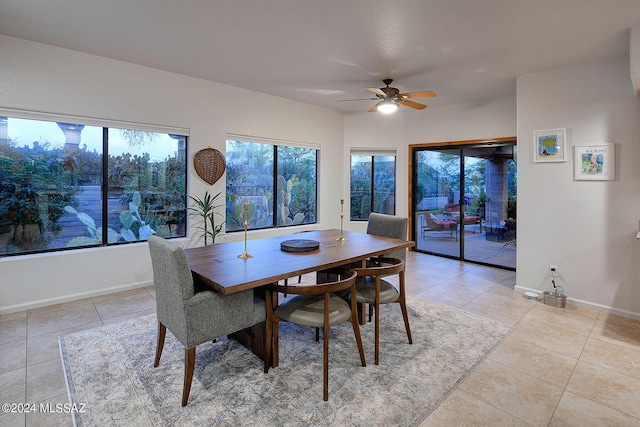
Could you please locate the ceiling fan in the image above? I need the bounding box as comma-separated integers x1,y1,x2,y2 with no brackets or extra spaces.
339,79,436,113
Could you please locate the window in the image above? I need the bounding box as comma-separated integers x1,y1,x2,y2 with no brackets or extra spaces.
350,151,396,220
225,138,317,231
0,114,187,257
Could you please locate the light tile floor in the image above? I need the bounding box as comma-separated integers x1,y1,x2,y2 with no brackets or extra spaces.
1,251,639,426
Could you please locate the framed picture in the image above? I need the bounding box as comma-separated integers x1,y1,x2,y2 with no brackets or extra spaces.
574,143,615,181
533,128,566,162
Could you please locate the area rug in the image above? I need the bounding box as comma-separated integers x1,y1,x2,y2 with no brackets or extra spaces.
59,295,510,426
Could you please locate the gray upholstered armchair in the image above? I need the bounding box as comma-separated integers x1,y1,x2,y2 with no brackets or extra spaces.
148,235,266,406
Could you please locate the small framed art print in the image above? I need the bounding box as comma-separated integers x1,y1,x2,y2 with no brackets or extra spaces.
533,128,566,162
574,144,615,181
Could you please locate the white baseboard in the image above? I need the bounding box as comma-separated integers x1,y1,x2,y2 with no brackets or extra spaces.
514,285,640,321
0,280,154,315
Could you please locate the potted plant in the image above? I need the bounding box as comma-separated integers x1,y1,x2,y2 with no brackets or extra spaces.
188,190,224,246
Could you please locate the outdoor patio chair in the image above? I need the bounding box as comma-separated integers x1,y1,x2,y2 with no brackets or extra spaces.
422,211,458,241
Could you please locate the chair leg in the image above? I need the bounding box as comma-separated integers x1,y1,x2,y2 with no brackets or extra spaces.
315,327,320,342
374,277,381,365
399,273,413,345
154,321,166,368
182,347,195,406
323,326,329,401
399,299,413,344
374,299,381,365
323,293,330,401
350,302,366,368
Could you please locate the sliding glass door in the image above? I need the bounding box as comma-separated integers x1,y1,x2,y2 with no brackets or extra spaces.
414,148,461,258
412,142,516,270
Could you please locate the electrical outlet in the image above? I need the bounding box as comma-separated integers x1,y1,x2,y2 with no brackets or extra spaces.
549,265,558,277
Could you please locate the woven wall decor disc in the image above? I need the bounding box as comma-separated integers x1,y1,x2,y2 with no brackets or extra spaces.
194,148,226,185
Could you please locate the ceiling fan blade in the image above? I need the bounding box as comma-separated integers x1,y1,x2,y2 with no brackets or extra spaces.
400,90,436,99
368,104,379,112
400,100,427,110
338,97,378,102
367,87,386,96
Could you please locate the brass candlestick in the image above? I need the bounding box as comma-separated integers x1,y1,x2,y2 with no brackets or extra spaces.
337,198,347,242
238,202,253,259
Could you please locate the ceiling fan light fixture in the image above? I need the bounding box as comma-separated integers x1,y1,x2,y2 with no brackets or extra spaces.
377,100,398,113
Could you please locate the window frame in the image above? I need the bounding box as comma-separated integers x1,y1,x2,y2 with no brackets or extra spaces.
225,136,319,232
350,150,397,221
0,108,188,257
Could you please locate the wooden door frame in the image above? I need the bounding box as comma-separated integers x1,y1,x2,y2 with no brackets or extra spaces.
407,136,517,249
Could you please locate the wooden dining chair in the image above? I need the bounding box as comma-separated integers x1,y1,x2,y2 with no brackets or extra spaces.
148,235,266,406
360,213,412,325
263,270,366,401
351,257,412,365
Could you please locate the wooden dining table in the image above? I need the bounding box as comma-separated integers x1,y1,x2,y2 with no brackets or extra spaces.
183,228,415,365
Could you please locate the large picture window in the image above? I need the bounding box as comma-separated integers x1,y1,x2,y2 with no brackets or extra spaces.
350,151,396,220
0,114,187,257
225,138,317,231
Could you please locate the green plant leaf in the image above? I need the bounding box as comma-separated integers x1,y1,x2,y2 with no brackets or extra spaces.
248,202,257,221
138,224,155,239
106,227,121,243
120,211,134,229
86,226,97,239
188,190,224,246
77,212,96,230
128,201,141,222
132,191,142,206
120,228,136,241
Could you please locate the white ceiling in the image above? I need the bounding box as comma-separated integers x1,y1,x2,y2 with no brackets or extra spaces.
1,0,640,113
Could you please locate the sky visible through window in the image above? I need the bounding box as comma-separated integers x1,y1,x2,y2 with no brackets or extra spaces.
5,117,176,160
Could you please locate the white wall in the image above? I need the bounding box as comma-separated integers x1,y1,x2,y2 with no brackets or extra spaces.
516,56,640,318
0,35,344,313
343,112,406,233
4,35,639,319
343,94,516,233
403,94,517,144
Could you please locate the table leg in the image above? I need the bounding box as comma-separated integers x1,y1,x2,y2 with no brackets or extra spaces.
271,291,279,367
229,322,267,361
228,289,279,368
356,302,366,325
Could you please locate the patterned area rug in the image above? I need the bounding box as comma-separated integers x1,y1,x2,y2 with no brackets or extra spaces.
59,295,510,426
